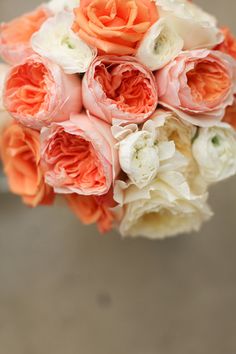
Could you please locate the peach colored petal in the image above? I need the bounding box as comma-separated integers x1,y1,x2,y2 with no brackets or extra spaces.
83,55,158,125
0,7,50,65
73,0,159,55
41,112,120,195
0,122,54,207
4,55,82,130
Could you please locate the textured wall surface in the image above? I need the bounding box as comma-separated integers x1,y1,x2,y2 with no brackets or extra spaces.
0,1,236,353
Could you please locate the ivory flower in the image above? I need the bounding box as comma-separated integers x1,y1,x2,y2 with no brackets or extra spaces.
192,124,236,184
115,161,212,239
47,0,80,13
155,0,223,49
136,18,183,70
31,11,96,74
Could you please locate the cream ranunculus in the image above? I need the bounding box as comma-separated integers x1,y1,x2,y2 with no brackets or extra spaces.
192,124,236,184
114,117,175,189
0,63,12,132
31,11,97,74
155,0,223,50
113,111,212,239
115,164,212,239
136,18,184,70
47,0,79,13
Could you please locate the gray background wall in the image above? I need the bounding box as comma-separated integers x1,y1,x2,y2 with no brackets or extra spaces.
0,1,236,353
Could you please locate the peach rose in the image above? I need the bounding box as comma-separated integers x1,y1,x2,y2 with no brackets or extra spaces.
156,49,236,127
215,27,236,60
72,0,159,55
4,55,82,130
0,7,50,65
41,112,120,195
83,56,158,125
0,122,54,207
66,189,117,233
223,98,236,130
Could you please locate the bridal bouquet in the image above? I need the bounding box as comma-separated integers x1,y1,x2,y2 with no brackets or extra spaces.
0,0,236,239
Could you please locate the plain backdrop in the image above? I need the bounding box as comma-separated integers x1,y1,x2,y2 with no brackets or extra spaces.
0,1,236,354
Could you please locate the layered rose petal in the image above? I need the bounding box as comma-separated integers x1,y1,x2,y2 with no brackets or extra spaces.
41,112,120,195
0,7,50,65
66,188,117,233
0,122,54,207
83,56,158,125
155,50,236,127
4,55,82,130
72,0,159,55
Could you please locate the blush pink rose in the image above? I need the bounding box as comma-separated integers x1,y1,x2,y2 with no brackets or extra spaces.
155,49,236,127
82,56,158,125
0,7,50,65
4,55,82,130
41,112,120,195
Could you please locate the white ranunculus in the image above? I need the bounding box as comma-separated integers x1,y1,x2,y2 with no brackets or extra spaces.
192,124,236,184
136,18,183,70
47,0,79,13
155,0,223,49
116,169,212,239
113,111,212,239
31,11,97,74
117,117,176,189
0,63,12,132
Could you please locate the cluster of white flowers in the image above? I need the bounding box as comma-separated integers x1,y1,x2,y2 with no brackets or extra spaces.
113,110,236,239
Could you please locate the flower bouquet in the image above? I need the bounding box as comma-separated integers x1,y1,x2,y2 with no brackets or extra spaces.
0,0,236,239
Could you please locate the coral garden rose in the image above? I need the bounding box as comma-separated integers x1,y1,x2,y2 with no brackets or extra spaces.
0,122,54,207
41,112,120,195
4,55,82,130
0,7,50,65
156,49,236,127
72,0,159,55
83,56,158,124
66,189,117,233
223,99,236,129
215,27,236,60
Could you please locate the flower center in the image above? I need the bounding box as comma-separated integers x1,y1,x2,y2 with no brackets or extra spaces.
187,60,231,105
95,63,155,114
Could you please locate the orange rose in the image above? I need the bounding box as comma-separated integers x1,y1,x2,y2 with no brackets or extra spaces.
0,122,54,207
223,99,236,129
66,189,117,233
0,7,50,65
215,27,236,60
72,0,159,55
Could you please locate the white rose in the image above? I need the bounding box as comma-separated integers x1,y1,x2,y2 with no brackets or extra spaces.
136,18,183,70
47,0,79,13
31,11,97,74
192,124,236,184
155,0,223,49
117,169,212,239
0,63,12,132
